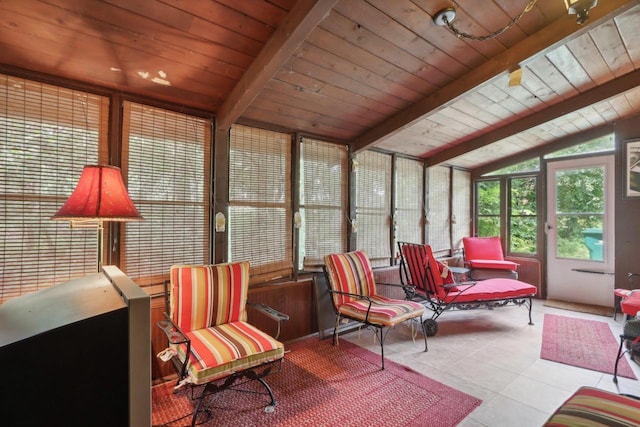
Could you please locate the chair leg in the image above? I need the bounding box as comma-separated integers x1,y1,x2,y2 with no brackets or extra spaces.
256,377,277,408
614,335,626,384
378,326,385,370
421,316,428,352
527,297,534,326
614,295,622,321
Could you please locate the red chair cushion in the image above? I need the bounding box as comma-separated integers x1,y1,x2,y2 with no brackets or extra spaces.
463,236,505,261
441,278,536,303
466,259,519,271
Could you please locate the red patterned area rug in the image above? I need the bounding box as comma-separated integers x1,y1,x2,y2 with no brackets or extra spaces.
541,314,637,379
153,337,482,426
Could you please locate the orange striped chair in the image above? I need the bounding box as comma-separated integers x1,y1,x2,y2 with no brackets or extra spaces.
157,262,286,426
323,251,427,369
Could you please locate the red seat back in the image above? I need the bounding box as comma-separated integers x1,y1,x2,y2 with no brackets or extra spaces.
463,236,505,261
399,242,445,298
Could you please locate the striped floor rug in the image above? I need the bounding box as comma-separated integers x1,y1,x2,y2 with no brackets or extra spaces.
153,337,482,426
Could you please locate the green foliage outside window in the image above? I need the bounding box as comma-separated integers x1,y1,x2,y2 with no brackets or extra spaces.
510,176,537,254
555,167,604,260
476,180,500,237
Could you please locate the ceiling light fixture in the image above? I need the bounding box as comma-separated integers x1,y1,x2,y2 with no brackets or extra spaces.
564,0,598,25
433,0,538,41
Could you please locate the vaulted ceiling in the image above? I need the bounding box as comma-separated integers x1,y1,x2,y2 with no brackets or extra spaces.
1,0,639,170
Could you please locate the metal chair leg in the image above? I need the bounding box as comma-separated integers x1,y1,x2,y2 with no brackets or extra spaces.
614,335,626,384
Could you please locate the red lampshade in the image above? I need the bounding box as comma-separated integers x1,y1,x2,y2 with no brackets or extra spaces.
52,165,143,222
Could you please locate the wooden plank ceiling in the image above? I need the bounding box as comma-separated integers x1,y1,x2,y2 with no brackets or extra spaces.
1,0,639,171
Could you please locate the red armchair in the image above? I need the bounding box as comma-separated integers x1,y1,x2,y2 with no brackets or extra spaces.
462,236,519,280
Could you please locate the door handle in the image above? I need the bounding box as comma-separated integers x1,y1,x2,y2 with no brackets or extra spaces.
545,222,553,233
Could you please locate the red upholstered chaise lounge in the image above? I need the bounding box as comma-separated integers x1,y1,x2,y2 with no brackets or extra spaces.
398,242,537,336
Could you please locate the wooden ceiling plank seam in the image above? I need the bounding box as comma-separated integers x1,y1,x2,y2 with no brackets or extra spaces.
519,64,565,105
614,6,640,69
338,0,470,78
214,0,292,27
305,26,439,92
351,0,638,154
46,0,262,56
99,0,195,32
9,0,253,77
395,0,488,68
158,0,280,42
566,32,615,86
476,83,531,117
438,104,492,132
284,54,411,110
588,18,635,78
216,0,340,130
545,44,596,93
294,41,429,102
425,67,640,166
525,55,579,101
449,98,503,127
256,87,385,132
319,8,454,85
266,75,393,122
0,34,224,110
444,0,520,51
251,100,364,135
264,79,384,129
609,92,634,116
242,104,353,140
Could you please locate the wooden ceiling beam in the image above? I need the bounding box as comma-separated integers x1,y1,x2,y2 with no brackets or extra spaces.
215,0,338,130
426,68,640,167
350,0,637,154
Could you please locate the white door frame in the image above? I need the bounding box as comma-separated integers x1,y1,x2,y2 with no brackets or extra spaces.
546,155,615,307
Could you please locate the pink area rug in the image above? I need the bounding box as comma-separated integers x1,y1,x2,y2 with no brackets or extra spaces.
541,314,636,379
153,337,482,426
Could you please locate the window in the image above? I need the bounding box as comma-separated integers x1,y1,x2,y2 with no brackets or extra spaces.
545,134,614,159
555,166,604,260
426,166,451,255
229,125,292,283
0,73,107,302
485,158,539,175
122,102,211,287
355,151,392,267
476,179,501,237
299,137,348,269
452,169,471,251
395,157,424,251
509,176,537,254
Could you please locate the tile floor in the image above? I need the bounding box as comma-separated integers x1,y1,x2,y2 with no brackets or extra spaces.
340,299,640,427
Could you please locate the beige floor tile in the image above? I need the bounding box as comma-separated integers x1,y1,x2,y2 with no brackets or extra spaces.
339,299,640,425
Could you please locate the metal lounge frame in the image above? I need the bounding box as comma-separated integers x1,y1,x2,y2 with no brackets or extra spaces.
398,242,535,337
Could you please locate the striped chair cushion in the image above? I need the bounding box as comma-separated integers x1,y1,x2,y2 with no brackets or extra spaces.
325,251,425,327
544,386,640,426
170,262,249,332
339,295,425,327
324,251,377,307
173,321,285,385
